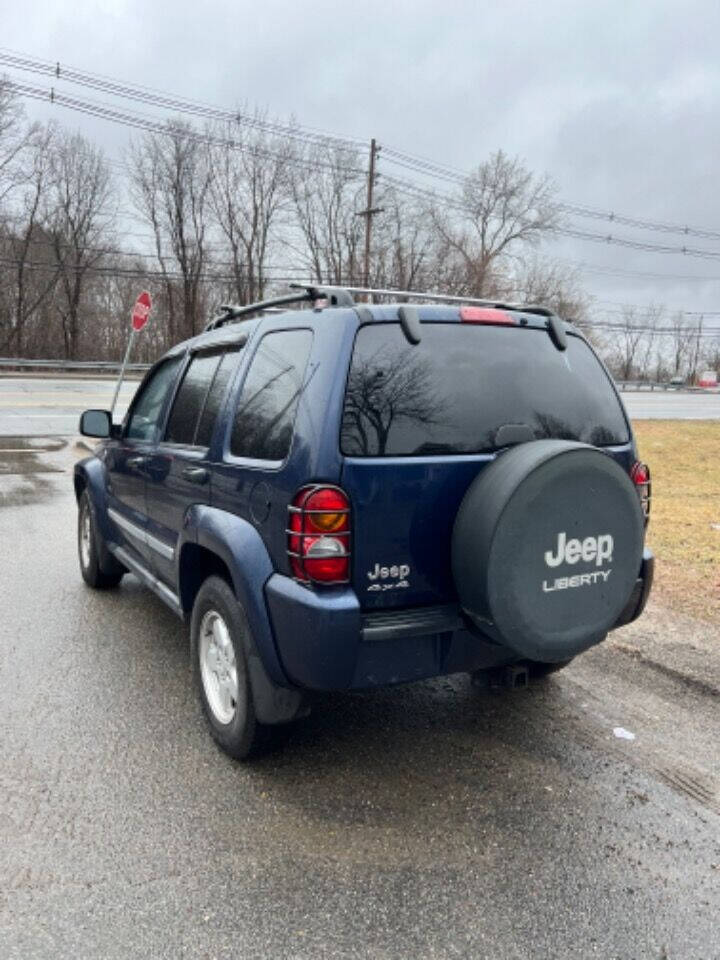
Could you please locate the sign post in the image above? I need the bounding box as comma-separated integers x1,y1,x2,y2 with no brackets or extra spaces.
111,291,152,416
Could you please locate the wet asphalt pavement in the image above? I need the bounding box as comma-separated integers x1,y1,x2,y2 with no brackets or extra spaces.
1,441,719,960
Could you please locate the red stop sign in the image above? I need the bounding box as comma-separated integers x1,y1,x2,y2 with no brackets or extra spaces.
131,291,152,332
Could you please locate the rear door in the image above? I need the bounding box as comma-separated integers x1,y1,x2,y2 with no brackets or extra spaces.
340,321,632,610
144,347,242,587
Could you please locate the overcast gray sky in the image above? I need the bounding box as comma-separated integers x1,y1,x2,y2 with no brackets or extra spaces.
3,0,720,326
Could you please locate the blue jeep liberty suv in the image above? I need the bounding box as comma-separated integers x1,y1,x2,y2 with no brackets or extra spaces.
75,285,654,759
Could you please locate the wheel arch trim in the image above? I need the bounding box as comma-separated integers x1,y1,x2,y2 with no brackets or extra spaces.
180,505,290,689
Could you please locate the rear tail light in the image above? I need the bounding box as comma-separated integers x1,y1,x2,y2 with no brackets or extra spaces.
631,461,651,523
460,306,516,325
288,485,351,584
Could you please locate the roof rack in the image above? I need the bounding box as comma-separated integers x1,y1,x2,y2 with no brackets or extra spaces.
319,284,555,317
203,282,557,333
204,284,355,331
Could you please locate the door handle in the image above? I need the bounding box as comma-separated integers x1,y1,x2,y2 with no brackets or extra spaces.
182,466,209,485
126,456,146,469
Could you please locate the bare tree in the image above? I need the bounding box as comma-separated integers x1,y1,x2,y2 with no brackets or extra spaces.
207,113,292,304
611,307,649,381
510,255,590,323
1,123,60,354
701,335,720,376
289,142,365,284
632,305,663,380
432,150,560,297
0,78,37,207
369,188,438,291
48,129,115,358
129,120,211,344
687,316,704,384
667,312,693,378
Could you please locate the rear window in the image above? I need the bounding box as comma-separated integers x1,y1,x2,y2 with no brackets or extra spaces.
341,323,629,457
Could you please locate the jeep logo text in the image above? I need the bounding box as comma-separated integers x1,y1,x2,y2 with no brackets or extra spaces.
544,531,614,568
367,563,410,581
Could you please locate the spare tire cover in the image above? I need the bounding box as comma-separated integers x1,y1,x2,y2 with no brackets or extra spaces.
452,440,644,662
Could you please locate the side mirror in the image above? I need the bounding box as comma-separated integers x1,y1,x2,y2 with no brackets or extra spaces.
80,409,113,438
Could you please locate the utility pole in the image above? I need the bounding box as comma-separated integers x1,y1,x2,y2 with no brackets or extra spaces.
357,138,383,296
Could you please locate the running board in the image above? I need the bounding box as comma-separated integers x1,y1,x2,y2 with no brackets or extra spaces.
109,543,183,618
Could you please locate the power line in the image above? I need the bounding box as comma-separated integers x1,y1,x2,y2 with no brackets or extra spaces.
0,49,366,152
381,148,720,244
555,257,720,284
383,175,720,262
4,47,720,246
6,80,367,177
592,298,720,316
0,254,316,283
8,68,720,266
5,50,720,324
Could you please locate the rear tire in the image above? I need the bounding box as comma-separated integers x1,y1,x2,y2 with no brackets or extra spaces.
190,576,269,760
78,490,124,589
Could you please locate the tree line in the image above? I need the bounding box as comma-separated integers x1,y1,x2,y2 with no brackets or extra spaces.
1,76,717,380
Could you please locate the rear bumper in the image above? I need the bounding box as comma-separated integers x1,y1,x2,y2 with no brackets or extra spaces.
265,548,655,692
612,547,654,629
264,575,515,691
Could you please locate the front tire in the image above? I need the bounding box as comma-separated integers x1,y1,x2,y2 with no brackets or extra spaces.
78,490,124,589
190,576,268,760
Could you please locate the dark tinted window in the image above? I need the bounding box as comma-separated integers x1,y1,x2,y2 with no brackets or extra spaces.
126,356,183,441
165,352,222,445
341,323,629,457
230,330,313,461
195,351,239,447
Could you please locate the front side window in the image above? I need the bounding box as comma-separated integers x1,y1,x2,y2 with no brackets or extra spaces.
126,356,183,441
230,330,313,461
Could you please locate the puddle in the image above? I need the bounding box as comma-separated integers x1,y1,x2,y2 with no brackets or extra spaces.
0,473,57,508
0,437,67,452
0,457,63,475
0,436,69,505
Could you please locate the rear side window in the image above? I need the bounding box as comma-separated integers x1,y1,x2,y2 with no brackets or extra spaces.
166,352,222,445
341,323,629,457
165,349,240,447
230,329,313,461
195,351,239,447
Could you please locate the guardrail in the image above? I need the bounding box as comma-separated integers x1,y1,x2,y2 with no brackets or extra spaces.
1,359,716,393
616,380,714,393
0,357,150,372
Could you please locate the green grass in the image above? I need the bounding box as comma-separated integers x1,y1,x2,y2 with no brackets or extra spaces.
633,420,720,623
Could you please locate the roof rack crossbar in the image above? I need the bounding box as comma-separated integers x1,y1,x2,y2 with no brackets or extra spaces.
205,292,313,331
204,285,355,331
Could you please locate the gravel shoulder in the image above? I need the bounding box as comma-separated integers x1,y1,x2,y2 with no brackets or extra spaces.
609,598,720,697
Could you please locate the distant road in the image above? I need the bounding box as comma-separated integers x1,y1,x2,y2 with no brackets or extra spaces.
0,377,137,435
0,377,718,436
621,390,720,420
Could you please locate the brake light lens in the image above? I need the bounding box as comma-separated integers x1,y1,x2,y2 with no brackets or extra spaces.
631,461,651,523
460,306,516,325
288,485,350,584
